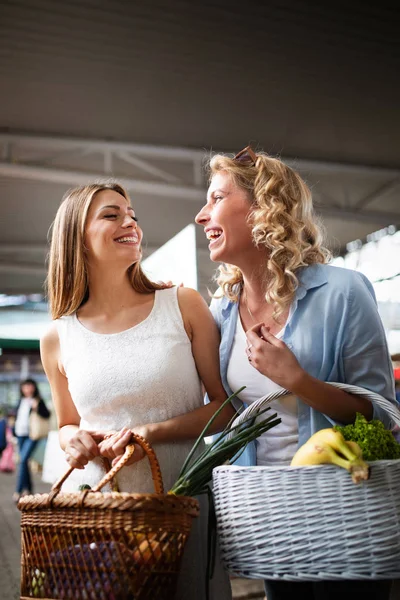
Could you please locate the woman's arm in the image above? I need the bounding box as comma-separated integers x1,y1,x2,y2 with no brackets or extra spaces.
340,273,396,426
246,323,373,424
40,324,103,468
245,271,397,425
142,287,236,444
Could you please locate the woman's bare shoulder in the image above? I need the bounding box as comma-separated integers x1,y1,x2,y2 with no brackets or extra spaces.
40,321,59,350
177,286,209,311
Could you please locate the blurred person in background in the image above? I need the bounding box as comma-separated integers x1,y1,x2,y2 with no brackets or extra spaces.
0,408,6,457
13,378,50,501
195,145,397,600
0,411,16,473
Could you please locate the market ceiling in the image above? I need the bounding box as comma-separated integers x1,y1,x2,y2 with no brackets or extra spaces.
0,0,399,295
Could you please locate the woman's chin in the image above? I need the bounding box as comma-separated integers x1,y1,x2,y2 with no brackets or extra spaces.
209,248,228,264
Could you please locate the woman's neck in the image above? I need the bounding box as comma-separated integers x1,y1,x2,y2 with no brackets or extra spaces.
234,248,270,300
241,265,270,304
83,267,143,315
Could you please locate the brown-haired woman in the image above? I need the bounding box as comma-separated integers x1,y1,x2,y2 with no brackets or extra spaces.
13,378,50,501
40,183,233,600
195,146,396,600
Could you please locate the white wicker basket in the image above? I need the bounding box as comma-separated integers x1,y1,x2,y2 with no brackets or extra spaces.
212,382,400,581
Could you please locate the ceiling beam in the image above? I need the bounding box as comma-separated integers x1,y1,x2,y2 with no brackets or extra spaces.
1,132,400,178
353,178,400,210
315,204,400,225
285,158,400,178
0,262,46,276
0,162,205,201
0,243,47,253
0,132,204,162
116,151,182,184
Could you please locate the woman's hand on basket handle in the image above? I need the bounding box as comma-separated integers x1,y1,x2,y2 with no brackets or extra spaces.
64,429,105,469
98,427,146,467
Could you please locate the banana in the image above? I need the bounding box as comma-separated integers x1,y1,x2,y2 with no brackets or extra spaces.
291,441,349,468
346,440,363,458
290,431,369,484
306,428,359,462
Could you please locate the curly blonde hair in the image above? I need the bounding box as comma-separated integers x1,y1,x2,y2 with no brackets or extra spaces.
208,150,331,318
46,182,163,320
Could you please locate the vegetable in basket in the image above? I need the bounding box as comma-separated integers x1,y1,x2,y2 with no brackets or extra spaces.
167,386,281,595
47,541,136,600
30,568,47,598
169,386,281,497
290,427,370,484
334,412,400,461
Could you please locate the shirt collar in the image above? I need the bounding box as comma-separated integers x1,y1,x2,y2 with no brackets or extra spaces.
295,264,328,301
219,264,328,319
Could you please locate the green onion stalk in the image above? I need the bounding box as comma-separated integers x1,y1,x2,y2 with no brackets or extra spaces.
169,387,281,496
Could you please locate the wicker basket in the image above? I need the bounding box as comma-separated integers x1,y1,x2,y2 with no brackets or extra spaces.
212,382,400,581
18,434,199,600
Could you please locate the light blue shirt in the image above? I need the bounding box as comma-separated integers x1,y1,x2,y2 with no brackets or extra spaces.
208,264,397,466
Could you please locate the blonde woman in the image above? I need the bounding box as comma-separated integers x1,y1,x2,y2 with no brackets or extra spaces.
40,183,233,600
195,146,396,600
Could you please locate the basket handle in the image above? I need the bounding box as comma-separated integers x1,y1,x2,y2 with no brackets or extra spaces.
52,432,164,495
225,381,400,441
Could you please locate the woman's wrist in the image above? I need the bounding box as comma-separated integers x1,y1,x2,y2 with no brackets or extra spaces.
131,422,159,445
59,424,79,450
285,368,312,395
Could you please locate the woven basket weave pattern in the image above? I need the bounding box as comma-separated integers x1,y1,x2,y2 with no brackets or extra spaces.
212,382,400,581
18,436,199,600
213,461,400,581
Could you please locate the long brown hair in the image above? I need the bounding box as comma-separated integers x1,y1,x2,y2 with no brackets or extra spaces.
46,182,163,319
207,150,331,317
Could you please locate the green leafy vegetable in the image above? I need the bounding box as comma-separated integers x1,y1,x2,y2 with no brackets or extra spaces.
334,413,400,461
169,388,281,496
78,484,92,491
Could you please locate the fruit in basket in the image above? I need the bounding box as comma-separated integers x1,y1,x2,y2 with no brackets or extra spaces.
30,568,47,598
307,428,361,458
290,428,370,483
334,412,400,461
48,541,135,600
132,535,163,566
346,440,363,458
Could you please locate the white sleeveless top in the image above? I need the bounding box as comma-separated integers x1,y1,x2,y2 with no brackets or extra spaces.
56,287,205,494
56,287,233,599
227,314,298,465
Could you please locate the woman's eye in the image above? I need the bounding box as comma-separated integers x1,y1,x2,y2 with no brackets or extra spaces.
103,214,138,221
214,196,223,202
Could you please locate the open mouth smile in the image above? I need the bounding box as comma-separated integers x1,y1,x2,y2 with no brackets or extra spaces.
206,228,223,246
114,235,140,244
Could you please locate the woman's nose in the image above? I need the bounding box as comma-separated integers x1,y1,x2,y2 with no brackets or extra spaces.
195,204,209,225
122,214,136,228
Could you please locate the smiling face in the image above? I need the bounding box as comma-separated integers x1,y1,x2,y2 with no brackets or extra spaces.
84,189,142,269
195,171,256,266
